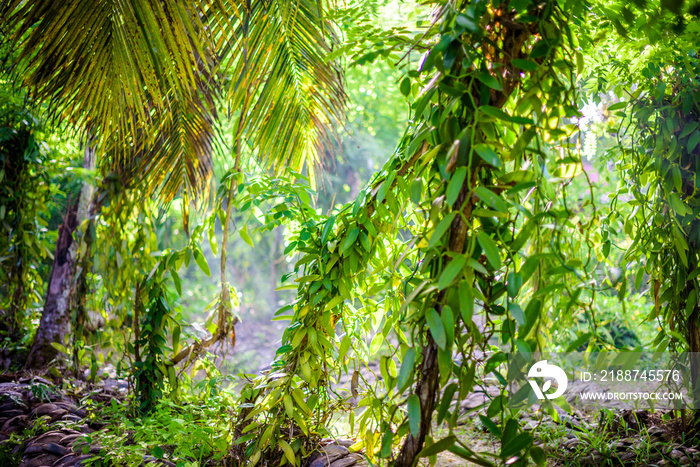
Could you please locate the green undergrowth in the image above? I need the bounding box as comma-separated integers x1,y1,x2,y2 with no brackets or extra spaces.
78,385,236,467
0,415,53,467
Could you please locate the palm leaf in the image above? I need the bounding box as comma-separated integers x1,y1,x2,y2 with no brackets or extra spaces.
1,0,216,143
1,0,346,200
0,0,225,206
108,87,219,209
224,0,346,187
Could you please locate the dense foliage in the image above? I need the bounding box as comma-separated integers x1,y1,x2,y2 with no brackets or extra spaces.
2,0,700,466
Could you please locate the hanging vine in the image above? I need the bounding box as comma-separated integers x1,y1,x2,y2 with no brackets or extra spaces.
231,0,597,466
588,1,700,416
0,92,54,342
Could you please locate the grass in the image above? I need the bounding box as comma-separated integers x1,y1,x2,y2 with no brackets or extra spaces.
77,390,236,467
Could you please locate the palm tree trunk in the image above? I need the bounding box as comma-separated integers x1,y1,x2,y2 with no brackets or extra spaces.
26,142,95,368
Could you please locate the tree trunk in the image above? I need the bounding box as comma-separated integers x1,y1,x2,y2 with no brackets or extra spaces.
392,4,540,463
689,309,700,418
26,142,95,369
393,176,474,466
687,269,700,427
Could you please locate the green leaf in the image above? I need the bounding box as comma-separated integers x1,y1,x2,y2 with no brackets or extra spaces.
566,333,591,352
576,51,584,75
455,13,477,32
193,247,210,277
511,219,534,251
680,122,698,139
417,436,456,458
170,269,182,296
672,166,682,192
480,106,534,125
436,383,458,424
379,427,394,458
50,342,69,354
506,272,523,298
438,347,452,382
479,415,502,436
410,179,423,205
321,216,336,244
686,289,697,317
511,59,538,71
407,394,421,437
475,71,502,91
438,255,466,290
240,225,255,247
500,432,532,458
428,212,457,248
208,223,218,256
519,298,542,337
689,130,700,152
529,40,551,59
510,128,536,160
448,445,496,467
283,394,294,418
441,305,455,348
520,254,543,284
413,86,437,117
474,186,507,212
446,167,467,206
426,308,447,349
458,282,474,323
508,303,526,326
340,227,360,254
278,439,296,466
669,193,690,216
477,232,501,269
530,446,547,467
607,102,627,111
400,77,411,96
486,395,505,417
397,348,417,391
635,267,645,290
474,144,502,168
370,333,383,354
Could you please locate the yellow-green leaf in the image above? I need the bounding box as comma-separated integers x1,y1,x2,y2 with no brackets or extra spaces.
278,439,296,466
240,225,255,247
193,247,210,276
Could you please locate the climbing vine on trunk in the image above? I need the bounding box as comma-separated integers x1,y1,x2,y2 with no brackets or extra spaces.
592,8,700,415
233,0,596,465
0,95,54,341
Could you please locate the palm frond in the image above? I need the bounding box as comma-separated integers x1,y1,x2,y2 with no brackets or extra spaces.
0,0,224,207
114,89,218,208
1,0,216,142
1,0,346,200
224,0,346,187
